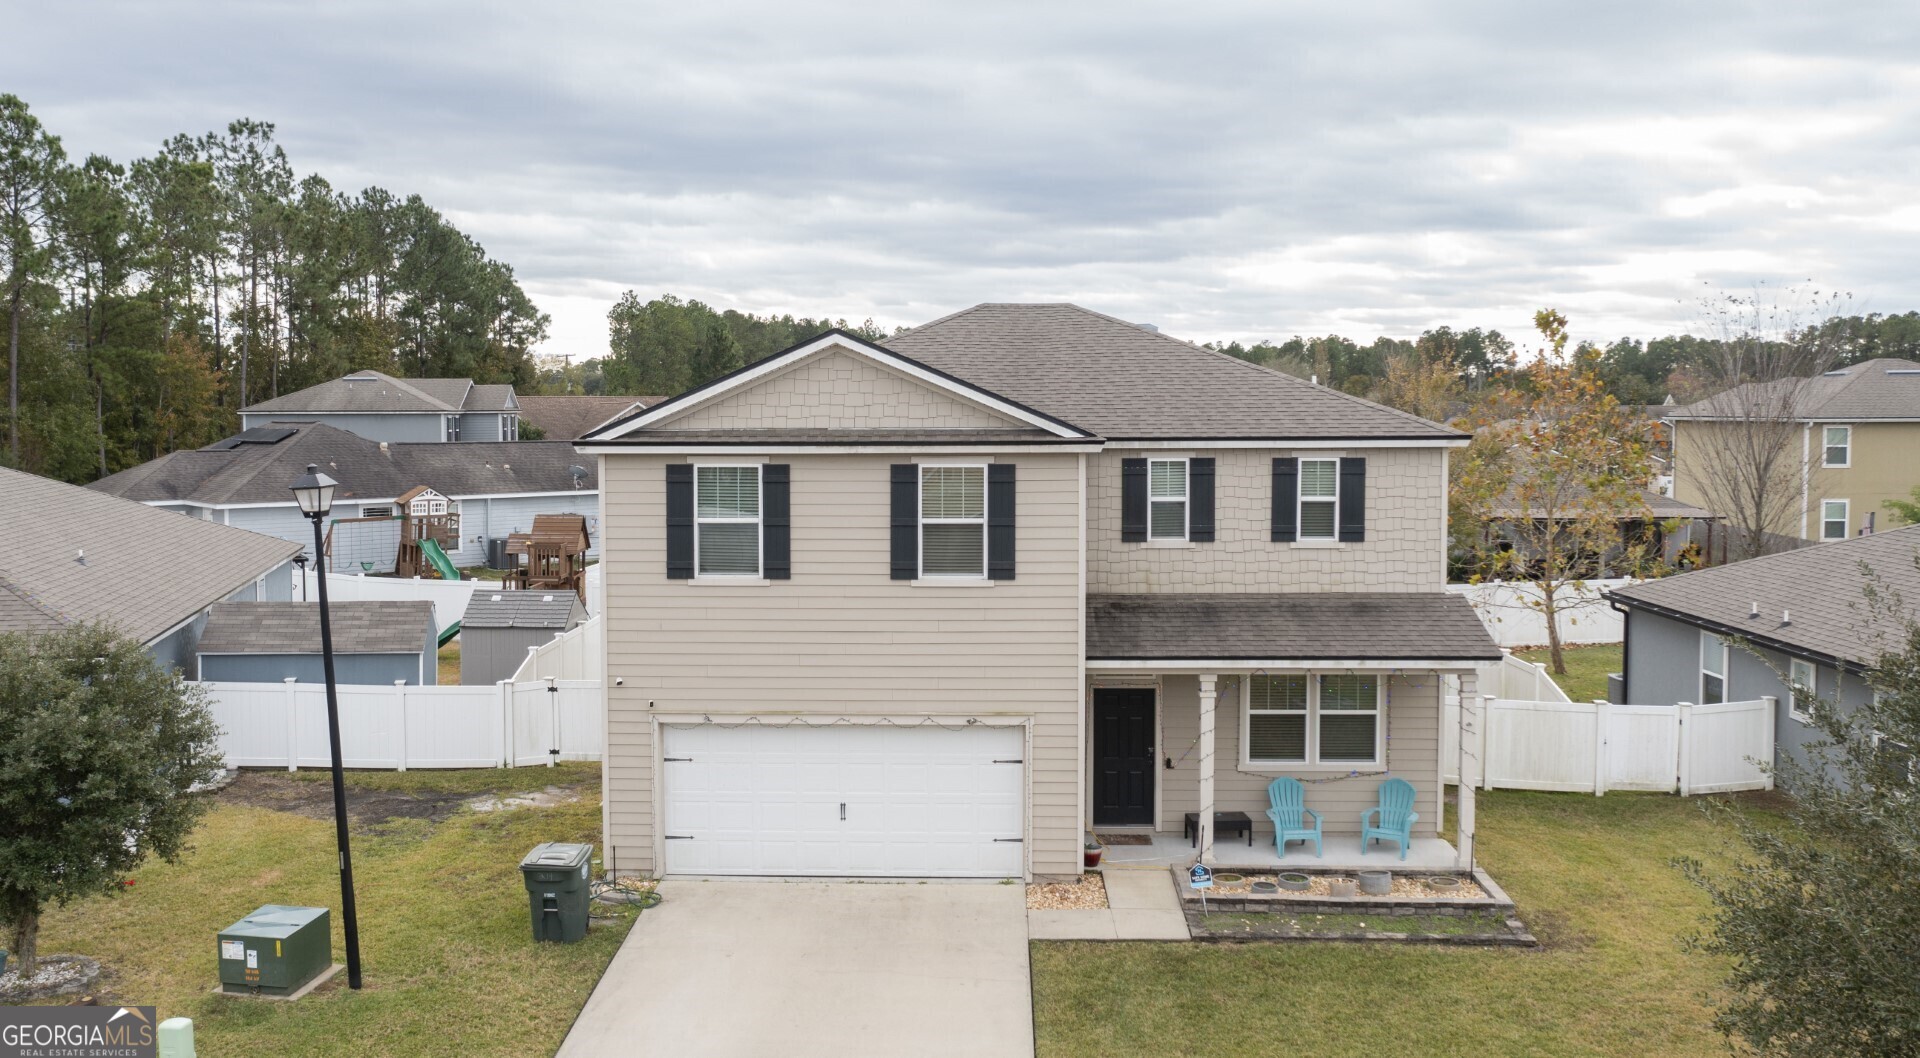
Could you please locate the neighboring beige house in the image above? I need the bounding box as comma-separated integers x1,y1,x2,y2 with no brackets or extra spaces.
1667,358,1920,544
578,304,1499,881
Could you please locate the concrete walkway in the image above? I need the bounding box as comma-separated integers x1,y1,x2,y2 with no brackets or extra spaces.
557,880,1033,1058
1027,869,1189,941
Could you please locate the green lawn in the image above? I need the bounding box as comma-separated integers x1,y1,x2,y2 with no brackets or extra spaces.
31,764,629,1058
1034,789,1766,1058
1515,643,1623,703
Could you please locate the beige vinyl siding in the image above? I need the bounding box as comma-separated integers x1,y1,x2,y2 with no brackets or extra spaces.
1672,419,1920,541
1153,673,1440,838
648,347,1025,431
601,450,1085,878
1087,446,1448,593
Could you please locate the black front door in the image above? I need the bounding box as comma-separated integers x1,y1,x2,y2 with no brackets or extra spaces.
1093,688,1156,826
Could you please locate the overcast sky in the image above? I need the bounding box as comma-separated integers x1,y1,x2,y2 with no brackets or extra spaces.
14,2,1920,357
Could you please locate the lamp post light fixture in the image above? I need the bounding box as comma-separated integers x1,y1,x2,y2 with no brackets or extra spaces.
289,463,363,990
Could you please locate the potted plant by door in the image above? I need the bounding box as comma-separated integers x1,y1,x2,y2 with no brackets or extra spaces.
1084,841,1104,868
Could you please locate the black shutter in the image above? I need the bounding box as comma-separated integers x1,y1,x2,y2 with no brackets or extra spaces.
988,463,1016,580
666,464,694,579
1121,458,1148,541
1271,457,1298,542
890,464,918,580
1338,456,1367,542
1189,458,1215,542
762,464,791,579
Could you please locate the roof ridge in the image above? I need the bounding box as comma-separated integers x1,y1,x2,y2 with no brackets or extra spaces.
1050,303,1465,436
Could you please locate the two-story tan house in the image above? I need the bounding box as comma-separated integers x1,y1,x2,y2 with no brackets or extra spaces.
578,304,1500,880
1668,358,1920,544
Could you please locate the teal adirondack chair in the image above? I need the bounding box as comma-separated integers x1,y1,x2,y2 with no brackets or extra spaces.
1264,777,1322,858
1361,778,1418,860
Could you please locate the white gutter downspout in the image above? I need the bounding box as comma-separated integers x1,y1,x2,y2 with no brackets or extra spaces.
1800,423,1811,541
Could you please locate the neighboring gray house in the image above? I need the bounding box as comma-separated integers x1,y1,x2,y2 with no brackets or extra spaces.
516,395,659,441
88,422,600,572
1607,525,1920,777
240,371,522,443
578,303,1502,881
0,465,301,670
196,600,438,685
459,590,585,686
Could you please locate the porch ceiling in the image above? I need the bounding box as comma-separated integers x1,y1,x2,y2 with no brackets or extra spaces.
1086,592,1503,664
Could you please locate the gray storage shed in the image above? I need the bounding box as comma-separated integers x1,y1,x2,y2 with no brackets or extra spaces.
197,600,438,685
460,591,585,686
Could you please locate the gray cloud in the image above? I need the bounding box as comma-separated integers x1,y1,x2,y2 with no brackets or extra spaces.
13,1,1920,356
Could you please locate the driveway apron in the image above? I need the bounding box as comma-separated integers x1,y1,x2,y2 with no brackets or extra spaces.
557,880,1033,1058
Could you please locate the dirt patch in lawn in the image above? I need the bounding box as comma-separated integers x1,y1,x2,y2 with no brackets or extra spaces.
216,771,589,831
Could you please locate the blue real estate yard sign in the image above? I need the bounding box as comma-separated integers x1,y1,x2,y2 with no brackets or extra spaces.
1188,864,1213,889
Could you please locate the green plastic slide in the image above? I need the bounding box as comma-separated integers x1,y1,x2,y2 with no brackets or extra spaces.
418,538,461,581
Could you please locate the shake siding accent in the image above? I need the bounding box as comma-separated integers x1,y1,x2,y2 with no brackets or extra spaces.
1088,447,1446,593
1155,674,1441,837
647,347,1027,431
600,451,1084,877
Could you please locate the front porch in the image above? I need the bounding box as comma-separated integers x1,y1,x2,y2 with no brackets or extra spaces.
1097,831,1462,873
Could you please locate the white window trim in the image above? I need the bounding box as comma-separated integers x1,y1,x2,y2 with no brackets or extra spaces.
1297,456,1340,542
919,463,988,580
1822,425,1851,468
1789,658,1816,724
1146,457,1189,542
1700,632,1728,706
1240,672,1384,769
500,413,517,439
1820,498,1849,541
443,415,461,442
693,463,763,579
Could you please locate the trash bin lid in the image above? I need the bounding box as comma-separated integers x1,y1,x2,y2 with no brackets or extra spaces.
519,842,594,871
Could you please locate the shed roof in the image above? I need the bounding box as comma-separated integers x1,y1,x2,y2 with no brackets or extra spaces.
463,591,582,630
89,423,597,507
0,466,302,644
1086,593,1502,661
197,600,434,655
1607,525,1920,668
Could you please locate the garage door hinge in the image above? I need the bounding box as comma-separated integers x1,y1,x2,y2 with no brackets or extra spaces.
993,758,1024,764
664,835,695,840
663,757,693,762
993,837,1024,843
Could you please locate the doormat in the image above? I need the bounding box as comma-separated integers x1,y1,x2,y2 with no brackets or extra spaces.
1096,833,1153,846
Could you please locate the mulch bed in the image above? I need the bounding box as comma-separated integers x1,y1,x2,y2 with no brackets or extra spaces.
1027,875,1109,910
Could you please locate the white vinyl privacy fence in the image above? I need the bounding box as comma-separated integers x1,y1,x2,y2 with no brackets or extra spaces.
510,614,601,683
1445,695,1775,795
197,678,602,769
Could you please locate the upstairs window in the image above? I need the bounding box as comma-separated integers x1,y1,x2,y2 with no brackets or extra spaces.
500,414,518,440
920,465,986,577
1701,632,1728,705
443,415,461,442
1148,458,1188,540
695,465,761,577
1823,425,1851,467
1298,458,1339,540
1822,499,1849,541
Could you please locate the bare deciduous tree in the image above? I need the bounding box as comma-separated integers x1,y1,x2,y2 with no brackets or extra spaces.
1668,285,1853,561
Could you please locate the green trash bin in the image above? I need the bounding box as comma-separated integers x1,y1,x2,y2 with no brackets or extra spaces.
520,842,594,943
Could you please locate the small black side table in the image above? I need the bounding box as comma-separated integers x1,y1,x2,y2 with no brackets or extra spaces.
1184,810,1253,847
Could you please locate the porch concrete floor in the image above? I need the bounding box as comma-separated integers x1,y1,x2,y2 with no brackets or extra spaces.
1098,831,1464,872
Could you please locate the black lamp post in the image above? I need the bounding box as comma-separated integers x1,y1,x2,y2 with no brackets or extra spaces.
290,463,363,990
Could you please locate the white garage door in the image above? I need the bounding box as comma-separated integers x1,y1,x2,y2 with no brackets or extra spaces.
661,724,1026,878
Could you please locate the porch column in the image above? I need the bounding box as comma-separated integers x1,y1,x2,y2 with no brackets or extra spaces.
1198,673,1219,863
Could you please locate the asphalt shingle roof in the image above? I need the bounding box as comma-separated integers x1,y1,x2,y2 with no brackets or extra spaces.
463,591,583,630
1607,525,1920,667
884,304,1465,441
517,395,657,440
1087,593,1502,661
241,372,520,415
197,600,434,655
88,423,598,506
1666,358,1920,421
0,466,302,643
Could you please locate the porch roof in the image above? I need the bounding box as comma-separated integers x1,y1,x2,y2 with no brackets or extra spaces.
1086,592,1502,663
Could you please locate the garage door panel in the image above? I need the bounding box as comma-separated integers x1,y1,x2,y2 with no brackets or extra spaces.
662,724,1026,878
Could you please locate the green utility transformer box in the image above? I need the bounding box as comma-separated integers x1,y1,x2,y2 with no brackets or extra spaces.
520,842,594,943
217,905,332,996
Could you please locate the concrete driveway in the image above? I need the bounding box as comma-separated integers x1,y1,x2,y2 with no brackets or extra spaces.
556,880,1033,1058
